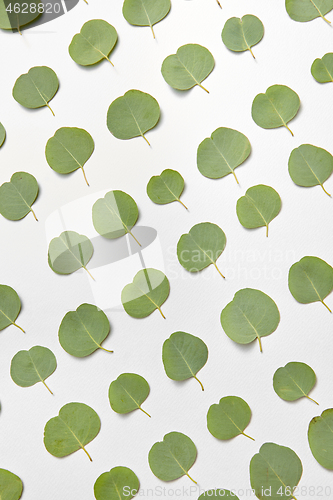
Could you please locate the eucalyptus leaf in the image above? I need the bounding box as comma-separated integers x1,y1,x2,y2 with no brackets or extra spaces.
122,0,171,38
222,15,264,58
288,256,333,312
0,0,41,32
273,362,318,405
236,184,281,237
311,53,333,82
197,127,251,183
48,230,94,279
69,20,117,66
13,66,58,116
286,0,333,23
288,144,333,196
161,44,215,93
59,303,112,357
252,84,300,136
0,284,24,333
0,122,5,147
0,469,23,500
0,172,38,221
94,466,140,500
308,408,333,469
109,373,151,417
177,222,226,277
107,90,160,145
45,127,94,186
121,268,170,319
221,288,280,352
148,432,197,483
147,169,187,208
10,346,56,394
199,491,239,500
207,396,254,441
250,442,303,500
162,331,208,391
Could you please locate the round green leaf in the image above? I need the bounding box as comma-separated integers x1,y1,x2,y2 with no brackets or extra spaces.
0,172,38,221
308,408,333,469
222,15,264,58
0,469,23,500
286,0,333,23
122,0,171,38
177,222,226,277
161,44,215,93
10,346,56,394
311,53,333,83
148,432,197,483
0,122,5,147
251,84,300,136
121,268,170,319
59,303,112,357
0,284,24,333
221,288,280,352
44,402,101,461
12,66,58,115
69,20,118,66
109,373,150,417
48,230,94,279
197,127,251,183
94,466,140,500
236,184,281,237
147,169,187,208
162,331,208,391
198,491,239,500
207,396,254,441
273,362,318,404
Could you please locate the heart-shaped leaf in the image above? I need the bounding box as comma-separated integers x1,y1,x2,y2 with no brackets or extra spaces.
10,346,57,394
69,20,117,66
13,66,58,116
94,466,140,500
0,121,5,147
311,53,333,82
147,169,187,208
207,396,254,441
308,408,333,469
0,172,38,221
0,284,24,333
161,44,215,93
286,0,333,23
0,0,42,32
273,362,318,404
222,15,264,58
252,84,300,136
48,230,94,279
122,0,171,38
199,491,239,499
0,469,23,500
109,373,151,417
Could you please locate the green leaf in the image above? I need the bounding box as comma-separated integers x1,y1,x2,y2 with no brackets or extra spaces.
0,0,42,32
221,288,280,353
121,268,170,319
199,491,239,500
308,408,333,469
122,0,171,38
311,53,333,82
0,284,24,333
177,222,226,278
147,169,187,208
10,346,56,394
48,230,94,279
92,190,140,246
288,256,333,312
161,44,215,93
44,402,101,461
69,20,117,67
286,0,333,23
45,127,94,186
94,466,140,500
222,15,264,59
207,396,254,441
0,121,5,147
236,184,281,237
148,432,197,483
288,144,333,197
251,84,300,136
107,89,160,145
109,373,151,417
12,66,58,116
0,172,38,221
0,469,23,500
250,442,303,500
197,127,251,183
59,303,112,357
162,331,208,391
273,362,318,405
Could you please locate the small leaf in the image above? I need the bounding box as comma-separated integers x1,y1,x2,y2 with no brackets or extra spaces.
147,169,187,208
311,53,333,82
286,0,333,24
107,89,160,145
222,15,264,58
199,491,239,500
308,408,333,469
221,288,280,352
109,373,151,417
288,144,333,196
207,396,254,441
59,303,112,357
0,0,42,32
0,284,24,333
177,222,226,278
10,346,57,394
0,171,39,221
236,184,281,237
252,84,300,136
44,402,101,461
148,432,197,483
250,442,303,500
288,256,333,312
94,466,140,500
0,121,5,147
197,127,251,183
121,268,170,319
13,66,58,115
273,362,318,404
48,230,94,279
45,127,94,186
122,0,171,38
161,44,215,93
69,20,117,66
162,331,208,391
0,469,23,500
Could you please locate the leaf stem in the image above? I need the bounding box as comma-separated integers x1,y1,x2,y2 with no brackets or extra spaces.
98,345,113,353
186,472,197,484
284,124,294,136
105,55,114,67
30,208,38,221
157,306,166,319
266,224,268,237
81,167,89,186
128,231,141,246
139,407,151,418
81,446,92,461
213,262,225,279
248,47,255,59
194,375,204,391
141,134,151,146
305,394,319,405
232,170,239,184
83,266,95,281
12,322,25,333
320,183,331,197
321,299,332,313
320,13,331,23
177,198,188,210
242,431,255,441
216,0,222,7
83,0,88,4
46,103,55,116
149,23,155,39
257,335,263,353
198,83,209,93
42,379,53,395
